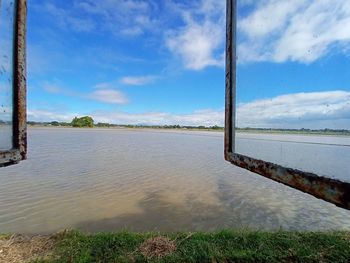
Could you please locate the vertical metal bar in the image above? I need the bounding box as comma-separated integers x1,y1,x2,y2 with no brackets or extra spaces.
225,0,236,159
12,0,26,161
231,0,236,154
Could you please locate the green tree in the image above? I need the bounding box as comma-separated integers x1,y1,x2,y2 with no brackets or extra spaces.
71,116,94,128
50,121,59,126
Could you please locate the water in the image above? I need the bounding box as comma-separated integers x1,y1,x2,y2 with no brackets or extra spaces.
0,127,349,234
236,132,350,181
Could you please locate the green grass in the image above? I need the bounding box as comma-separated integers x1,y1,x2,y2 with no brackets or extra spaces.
0,233,11,240
37,230,350,263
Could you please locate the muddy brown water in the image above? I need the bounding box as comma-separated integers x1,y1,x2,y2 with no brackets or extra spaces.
0,128,349,234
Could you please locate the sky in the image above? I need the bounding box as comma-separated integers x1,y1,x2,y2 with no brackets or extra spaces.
23,0,350,129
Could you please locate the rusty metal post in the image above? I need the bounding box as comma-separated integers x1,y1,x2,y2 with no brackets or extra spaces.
0,0,26,167
13,0,27,161
225,0,235,160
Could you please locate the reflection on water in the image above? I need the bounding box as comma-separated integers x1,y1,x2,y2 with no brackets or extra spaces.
0,128,350,234
236,132,350,181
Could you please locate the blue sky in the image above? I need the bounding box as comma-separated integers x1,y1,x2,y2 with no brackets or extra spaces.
24,0,350,128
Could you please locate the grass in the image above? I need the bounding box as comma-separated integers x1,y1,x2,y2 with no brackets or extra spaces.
26,230,350,263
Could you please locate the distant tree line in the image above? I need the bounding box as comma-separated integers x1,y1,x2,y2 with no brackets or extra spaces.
25,117,224,130
24,118,350,134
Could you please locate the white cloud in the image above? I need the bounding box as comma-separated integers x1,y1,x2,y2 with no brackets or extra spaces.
26,90,350,128
120,75,159,86
87,108,224,126
89,89,128,104
166,0,226,70
41,3,96,32
93,82,113,90
238,0,350,63
34,0,161,37
74,0,159,37
27,108,224,127
41,82,128,105
237,90,350,129
42,84,63,94
27,109,78,123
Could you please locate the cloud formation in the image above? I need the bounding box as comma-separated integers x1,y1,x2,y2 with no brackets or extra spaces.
120,75,159,86
89,89,128,104
166,0,226,70
33,0,227,71
40,2,96,32
33,90,350,129
238,0,350,63
237,90,350,129
27,108,224,127
27,90,350,129
42,82,128,105
74,0,159,37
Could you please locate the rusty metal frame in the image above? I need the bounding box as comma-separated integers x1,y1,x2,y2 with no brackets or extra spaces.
0,0,27,167
224,0,350,210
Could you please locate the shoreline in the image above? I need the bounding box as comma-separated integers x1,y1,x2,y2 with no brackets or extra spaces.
26,125,350,137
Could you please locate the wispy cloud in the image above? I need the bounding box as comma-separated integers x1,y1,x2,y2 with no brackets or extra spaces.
237,90,350,129
89,89,128,104
27,108,224,126
32,1,226,71
40,2,96,32
27,90,350,128
74,0,159,37
238,0,350,63
166,0,226,70
42,82,128,105
89,109,224,126
27,109,78,123
120,75,159,86
42,83,63,94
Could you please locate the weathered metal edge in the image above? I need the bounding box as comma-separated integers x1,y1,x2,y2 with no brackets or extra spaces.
0,150,21,167
13,0,27,161
226,152,350,210
0,0,27,168
224,0,236,160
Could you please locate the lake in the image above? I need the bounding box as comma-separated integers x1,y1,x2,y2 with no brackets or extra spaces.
0,127,349,234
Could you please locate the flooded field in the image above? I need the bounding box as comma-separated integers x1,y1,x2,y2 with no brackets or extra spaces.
0,127,350,234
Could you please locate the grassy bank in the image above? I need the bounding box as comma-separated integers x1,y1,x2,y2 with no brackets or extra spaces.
2,230,349,263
